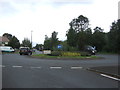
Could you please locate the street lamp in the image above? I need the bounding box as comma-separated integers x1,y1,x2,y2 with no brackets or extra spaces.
31,30,33,48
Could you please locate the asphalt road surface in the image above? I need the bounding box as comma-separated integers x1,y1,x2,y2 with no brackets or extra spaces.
2,53,119,88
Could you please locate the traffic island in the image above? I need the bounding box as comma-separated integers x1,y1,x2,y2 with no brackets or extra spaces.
31,54,104,60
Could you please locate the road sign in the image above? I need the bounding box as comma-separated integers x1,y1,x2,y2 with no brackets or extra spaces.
57,45,62,49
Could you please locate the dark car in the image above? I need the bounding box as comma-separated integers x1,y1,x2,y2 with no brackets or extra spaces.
84,45,97,55
19,47,32,55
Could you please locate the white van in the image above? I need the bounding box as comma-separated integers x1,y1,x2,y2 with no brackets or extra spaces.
0,46,15,52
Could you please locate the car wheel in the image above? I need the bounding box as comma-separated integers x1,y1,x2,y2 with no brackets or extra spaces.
28,52,32,55
20,53,22,55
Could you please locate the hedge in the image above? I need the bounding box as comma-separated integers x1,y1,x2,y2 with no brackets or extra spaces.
48,51,91,56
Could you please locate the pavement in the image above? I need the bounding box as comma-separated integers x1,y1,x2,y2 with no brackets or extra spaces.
87,66,120,79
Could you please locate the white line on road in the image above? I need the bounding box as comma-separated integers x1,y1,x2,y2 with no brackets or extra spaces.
30,67,41,69
101,74,120,81
12,66,23,68
50,67,62,69
71,67,83,69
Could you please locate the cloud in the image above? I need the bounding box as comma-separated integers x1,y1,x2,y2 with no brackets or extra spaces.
0,1,18,17
0,0,119,45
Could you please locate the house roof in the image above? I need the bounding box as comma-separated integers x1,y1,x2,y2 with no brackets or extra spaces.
0,36,9,42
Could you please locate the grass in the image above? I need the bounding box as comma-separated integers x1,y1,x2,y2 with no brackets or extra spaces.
98,52,118,55
32,54,101,60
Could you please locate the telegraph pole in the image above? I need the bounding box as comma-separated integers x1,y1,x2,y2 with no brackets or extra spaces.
31,30,33,48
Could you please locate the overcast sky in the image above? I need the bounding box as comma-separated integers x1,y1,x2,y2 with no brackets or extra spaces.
0,0,119,46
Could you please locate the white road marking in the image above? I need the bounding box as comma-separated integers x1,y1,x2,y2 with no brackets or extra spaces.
0,65,5,67
71,67,83,69
101,74,120,81
50,67,62,69
30,67,41,69
12,66,23,68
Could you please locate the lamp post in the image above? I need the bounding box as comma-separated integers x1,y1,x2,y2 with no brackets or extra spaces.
31,30,33,48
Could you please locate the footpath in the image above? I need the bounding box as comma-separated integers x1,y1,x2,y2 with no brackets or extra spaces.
87,66,120,80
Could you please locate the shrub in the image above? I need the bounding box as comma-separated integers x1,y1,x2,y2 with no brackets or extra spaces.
48,51,91,56
61,52,80,56
80,51,91,56
48,51,62,56
48,51,81,56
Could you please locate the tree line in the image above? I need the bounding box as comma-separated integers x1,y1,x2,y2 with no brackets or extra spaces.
2,15,120,53
2,33,31,49
44,15,120,53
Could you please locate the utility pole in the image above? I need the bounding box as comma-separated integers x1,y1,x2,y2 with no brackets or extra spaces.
31,30,33,48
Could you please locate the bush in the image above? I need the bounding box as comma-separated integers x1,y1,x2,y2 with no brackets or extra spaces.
48,51,62,56
48,51,81,56
61,52,80,56
48,51,91,56
80,51,91,56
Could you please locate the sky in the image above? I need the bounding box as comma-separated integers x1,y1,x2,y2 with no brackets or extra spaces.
0,0,119,46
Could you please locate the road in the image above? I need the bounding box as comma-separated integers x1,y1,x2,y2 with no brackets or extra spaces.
2,53,119,88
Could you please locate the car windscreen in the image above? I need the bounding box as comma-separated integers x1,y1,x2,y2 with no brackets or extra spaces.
20,48,29,50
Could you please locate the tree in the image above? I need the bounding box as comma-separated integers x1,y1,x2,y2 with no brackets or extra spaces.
85,28,93,45
117,19,120,53
3,33,12,40
77,31,87,50
93,27,103,32
66,24,77,47
107,19,120,53
92,27,106,51
2,33,20,49
69,15,89,32
51,31,59,49
34,44,43,51
44,31,59,50
67,15,90,50
44,35,52,50
8,36,20,49
21,38,31,48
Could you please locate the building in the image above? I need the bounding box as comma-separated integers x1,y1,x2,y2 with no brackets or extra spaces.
0,36,9,46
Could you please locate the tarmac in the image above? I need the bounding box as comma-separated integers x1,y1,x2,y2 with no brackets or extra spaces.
87,66,120,79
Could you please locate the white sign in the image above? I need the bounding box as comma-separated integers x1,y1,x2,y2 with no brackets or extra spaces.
43,50,51,54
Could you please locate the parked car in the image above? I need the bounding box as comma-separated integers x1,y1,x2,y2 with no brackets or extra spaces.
0,46,15,52
84,45,97,55
19,47,32,55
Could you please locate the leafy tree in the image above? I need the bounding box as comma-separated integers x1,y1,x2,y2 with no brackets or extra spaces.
85,28,93,45
66,25,77,47
107,19,120,53
67,15,90,50
3,33,12,40
21,38,31,48
69,15,89,32
2,33,20,49
93,27,103,32
44,31,59,50
51,31,59,49
35,44,43,50
92,27,106,51
8,36,20,49
117,19,120,53
44,35,52,50
77,31,87,50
